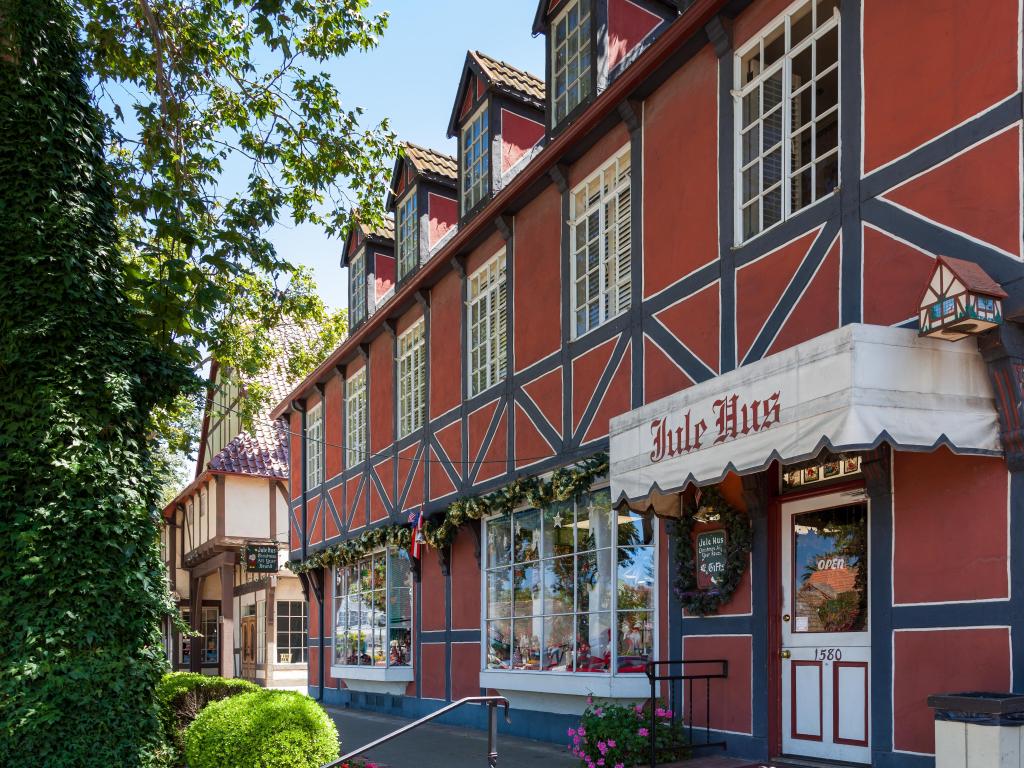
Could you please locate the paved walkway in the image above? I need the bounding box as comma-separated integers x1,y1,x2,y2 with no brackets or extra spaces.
326,706,577,768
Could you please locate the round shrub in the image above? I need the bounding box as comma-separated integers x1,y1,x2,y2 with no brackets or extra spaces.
157,672,261,757
185,690,340,768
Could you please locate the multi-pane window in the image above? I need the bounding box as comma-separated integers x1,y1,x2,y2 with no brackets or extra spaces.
462,106,489,214
397,320,426,437
276,600,308,663
397,192,418,281
483,488,655,674
180,607,191,667
201,606,219,664
333,549,413,667
570,147,632,337
305,402,323,489
736,0,840,242
350,251,367,325
256,600,266,665
346,367,367,467
467,252,507,397
552,0,592,126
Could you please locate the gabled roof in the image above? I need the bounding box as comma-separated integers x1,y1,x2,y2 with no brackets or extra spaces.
447,51,545,137
935,255,1007,298
385,142,457,209
341,212,395,267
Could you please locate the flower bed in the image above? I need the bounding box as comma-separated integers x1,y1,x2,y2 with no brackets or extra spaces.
568,699,688,768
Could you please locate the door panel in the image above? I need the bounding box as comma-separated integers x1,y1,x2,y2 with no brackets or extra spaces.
781,491,871,764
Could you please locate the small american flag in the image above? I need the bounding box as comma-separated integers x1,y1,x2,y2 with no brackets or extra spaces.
408,512,424,559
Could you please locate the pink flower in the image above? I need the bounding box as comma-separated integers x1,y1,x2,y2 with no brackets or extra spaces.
655,707,666,717
568,728,576,737
594,707,603,716
634,704,644,713
597,741,608,755
587,695,593,704
597,759,605,766
578,727,586,737
615,763,624,768
574,735,581,746
638,727,649,737
607,740,616,748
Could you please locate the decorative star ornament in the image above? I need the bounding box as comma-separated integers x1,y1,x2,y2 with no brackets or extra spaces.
552,511,564,528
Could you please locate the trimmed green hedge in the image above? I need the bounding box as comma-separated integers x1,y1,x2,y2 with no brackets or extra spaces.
157,672,260,758
185,690,340,768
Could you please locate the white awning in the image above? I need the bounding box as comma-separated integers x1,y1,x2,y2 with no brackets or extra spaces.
609,324,1002,503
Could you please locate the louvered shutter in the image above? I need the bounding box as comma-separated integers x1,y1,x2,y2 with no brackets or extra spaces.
614,183,632,315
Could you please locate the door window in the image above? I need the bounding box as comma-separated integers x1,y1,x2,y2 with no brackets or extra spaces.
792,504,867,634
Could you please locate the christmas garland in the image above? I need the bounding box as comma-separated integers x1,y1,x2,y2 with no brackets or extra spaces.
673,486,751,616
286,451,608,572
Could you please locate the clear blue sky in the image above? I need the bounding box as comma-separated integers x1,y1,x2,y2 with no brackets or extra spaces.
269,1,546,309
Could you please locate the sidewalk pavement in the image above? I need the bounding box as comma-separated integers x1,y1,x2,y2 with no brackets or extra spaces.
326,706,578,768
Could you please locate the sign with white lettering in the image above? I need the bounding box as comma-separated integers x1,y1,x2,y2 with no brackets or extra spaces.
695,529,727,591
244,544,279,573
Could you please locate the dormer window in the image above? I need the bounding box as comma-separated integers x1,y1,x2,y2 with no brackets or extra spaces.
350,251,367,326
552,0,592,126
396,191,418,281
461,105,490,214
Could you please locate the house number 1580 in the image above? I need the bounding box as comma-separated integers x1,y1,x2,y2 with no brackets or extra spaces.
813,648,842,661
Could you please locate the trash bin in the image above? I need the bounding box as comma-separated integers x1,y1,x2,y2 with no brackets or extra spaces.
928,693,1024,768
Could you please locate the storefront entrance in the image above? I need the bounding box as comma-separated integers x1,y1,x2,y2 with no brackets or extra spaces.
780,492,870,764
240,615,257,680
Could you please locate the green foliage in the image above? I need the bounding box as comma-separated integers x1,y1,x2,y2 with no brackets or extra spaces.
287,452,609,574
568,700,687,768
157,672,260,760
73,0,395,447
673,487,752,616
0,0,192,764
184,690,340,768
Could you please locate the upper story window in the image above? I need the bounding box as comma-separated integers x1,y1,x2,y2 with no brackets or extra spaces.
305,402,323,489
397,319,426,437
346,367,367,467
570,146,631,337
396,192,418,281
461,105,490,214
552,0,592,126
350,251,367,326
482,488,655,674
333,548,413,668
467,251,507,397
735,0,840,242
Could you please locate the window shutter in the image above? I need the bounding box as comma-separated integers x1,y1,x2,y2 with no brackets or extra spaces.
615,184,632,315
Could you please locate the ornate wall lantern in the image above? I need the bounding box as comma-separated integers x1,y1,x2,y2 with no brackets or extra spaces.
918,255,1006,341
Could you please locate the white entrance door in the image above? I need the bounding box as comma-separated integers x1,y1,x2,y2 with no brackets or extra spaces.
781,491,871,764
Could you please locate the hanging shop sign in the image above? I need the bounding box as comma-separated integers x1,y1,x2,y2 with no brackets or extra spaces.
244,544,279,573
695,529,727,590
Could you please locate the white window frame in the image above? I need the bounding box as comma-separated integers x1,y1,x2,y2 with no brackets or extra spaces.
397,319,426,438
330,548,415,682
201,605,220,665
305,402,323,490
396,190,418,281
569,145,632,338
477,482,655,699
276,600,308,664
467,250,507,397
345,367,367,467
733,0,840,243
256,599,266,665
350,249,367,325
461,104,490,214
551,0,592,127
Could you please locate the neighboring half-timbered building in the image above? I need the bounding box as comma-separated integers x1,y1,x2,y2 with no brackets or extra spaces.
273,1,1024,764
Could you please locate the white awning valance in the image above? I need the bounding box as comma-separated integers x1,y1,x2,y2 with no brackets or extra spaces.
609,324,1001,503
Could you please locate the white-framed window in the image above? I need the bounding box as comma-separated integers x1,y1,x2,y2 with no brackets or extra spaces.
552,0,592,126
276,600,308,663
256,600,266,665
570,146,631,337
201,605,220,665
482,487,655,675
462,105,490,214
397,320,426,437
305,402,323,489
396,192,418,281
350,250,367,325
735,0,840,242
333,548,413,667
467,251,507,397
346,367,367,467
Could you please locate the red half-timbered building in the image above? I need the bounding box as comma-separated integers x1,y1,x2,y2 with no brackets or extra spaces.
274,1,1024,765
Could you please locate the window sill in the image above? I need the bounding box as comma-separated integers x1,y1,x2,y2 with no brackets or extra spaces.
479,670,649,699
330,665,414,683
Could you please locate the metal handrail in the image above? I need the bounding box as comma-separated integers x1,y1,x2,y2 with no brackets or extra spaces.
323,695,512,768
645,658,729,768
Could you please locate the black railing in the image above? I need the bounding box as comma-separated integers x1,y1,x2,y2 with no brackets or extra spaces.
645,658,729,768
321,695,511,768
